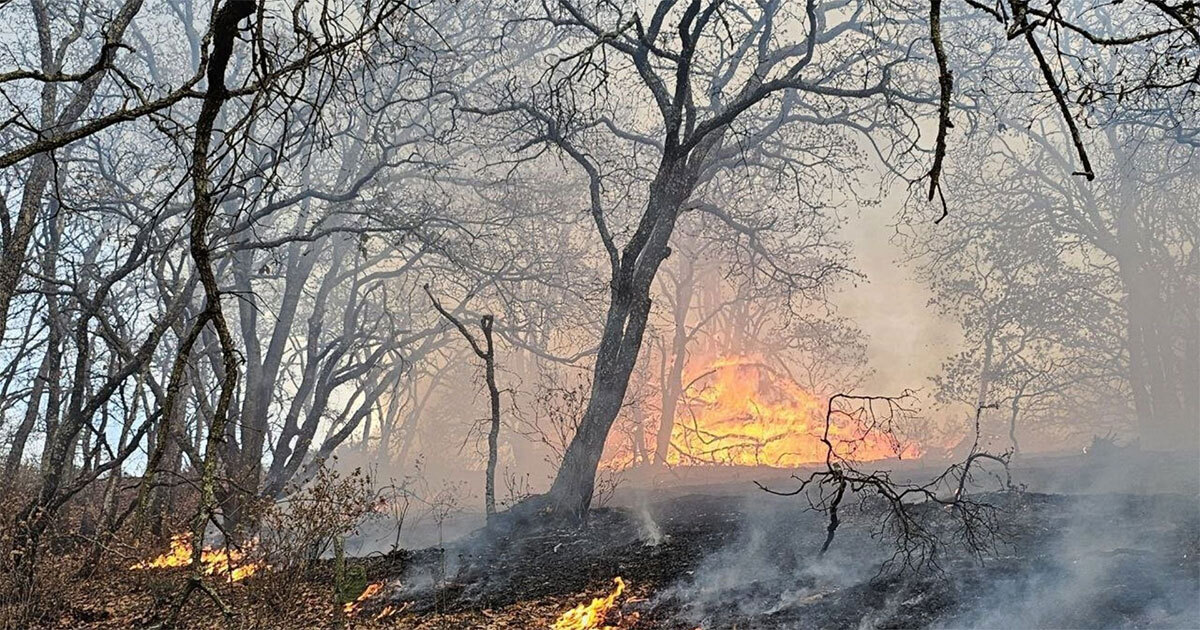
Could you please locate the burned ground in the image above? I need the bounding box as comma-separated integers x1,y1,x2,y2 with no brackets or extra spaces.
30,455,1200,629
350,488,1198,629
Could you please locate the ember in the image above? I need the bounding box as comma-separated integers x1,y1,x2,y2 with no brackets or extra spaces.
129,534,262,582
553,576,628,630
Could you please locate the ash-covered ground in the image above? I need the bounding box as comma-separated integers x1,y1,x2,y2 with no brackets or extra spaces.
356,452,1200,629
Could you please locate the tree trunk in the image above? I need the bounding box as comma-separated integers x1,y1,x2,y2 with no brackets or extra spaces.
425,287,502,520
148,377,190,538
482,318,501,520
1008,389,1022,457
653,256,694,466
3,208,62,487
0,158,54,343
166,0,256,617
543,331,644,518
541,175,684,518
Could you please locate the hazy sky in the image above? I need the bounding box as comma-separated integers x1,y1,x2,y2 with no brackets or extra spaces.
834,199,962,398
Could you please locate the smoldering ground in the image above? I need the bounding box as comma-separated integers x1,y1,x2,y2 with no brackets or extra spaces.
347,450,1198,629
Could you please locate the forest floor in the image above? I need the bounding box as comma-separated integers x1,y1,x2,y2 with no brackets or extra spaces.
26,452,1200,629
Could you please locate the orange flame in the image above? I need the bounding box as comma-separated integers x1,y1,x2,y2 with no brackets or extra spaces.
553,576,627,630
374,604,397,621
130,534,262,582
344,581,384,616
664,355,918,467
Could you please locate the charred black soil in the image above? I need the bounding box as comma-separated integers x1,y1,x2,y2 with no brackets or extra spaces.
361,456,1200,629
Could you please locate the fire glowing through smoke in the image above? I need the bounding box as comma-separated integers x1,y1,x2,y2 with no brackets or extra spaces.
664,355,919,467
129,534,262,582
553,576,628,630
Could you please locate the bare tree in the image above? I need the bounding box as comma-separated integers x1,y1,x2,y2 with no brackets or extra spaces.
905,119,1197,452
0,0,426,611
424,284,503,521
471,0,922,518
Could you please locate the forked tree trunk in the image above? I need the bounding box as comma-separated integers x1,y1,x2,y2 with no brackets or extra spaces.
425,286,502,520
541,172,688,518
160,1,254,618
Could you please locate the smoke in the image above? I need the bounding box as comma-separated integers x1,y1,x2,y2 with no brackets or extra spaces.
631,487,667,546
939,453,1200,629
655,453,1199,629
656,493,887,628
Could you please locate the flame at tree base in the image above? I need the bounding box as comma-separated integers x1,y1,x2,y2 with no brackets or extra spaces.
130,534,262,582
554,576,630,630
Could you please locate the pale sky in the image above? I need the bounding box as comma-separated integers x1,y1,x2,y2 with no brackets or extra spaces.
834,200,962,399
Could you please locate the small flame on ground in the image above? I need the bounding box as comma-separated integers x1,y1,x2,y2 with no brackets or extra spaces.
344,581,384,616
553,576,628,630
129,534,261,582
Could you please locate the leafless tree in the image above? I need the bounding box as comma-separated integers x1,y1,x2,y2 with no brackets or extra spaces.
0,0,430,610
424,284,503,522
905,119,1197,452
470,0,928,519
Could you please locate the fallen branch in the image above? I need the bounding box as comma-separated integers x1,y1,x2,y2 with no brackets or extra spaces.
758,393,1012,574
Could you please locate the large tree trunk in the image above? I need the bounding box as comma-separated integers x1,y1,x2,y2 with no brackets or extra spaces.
541,169,688,518
543,327,646,518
